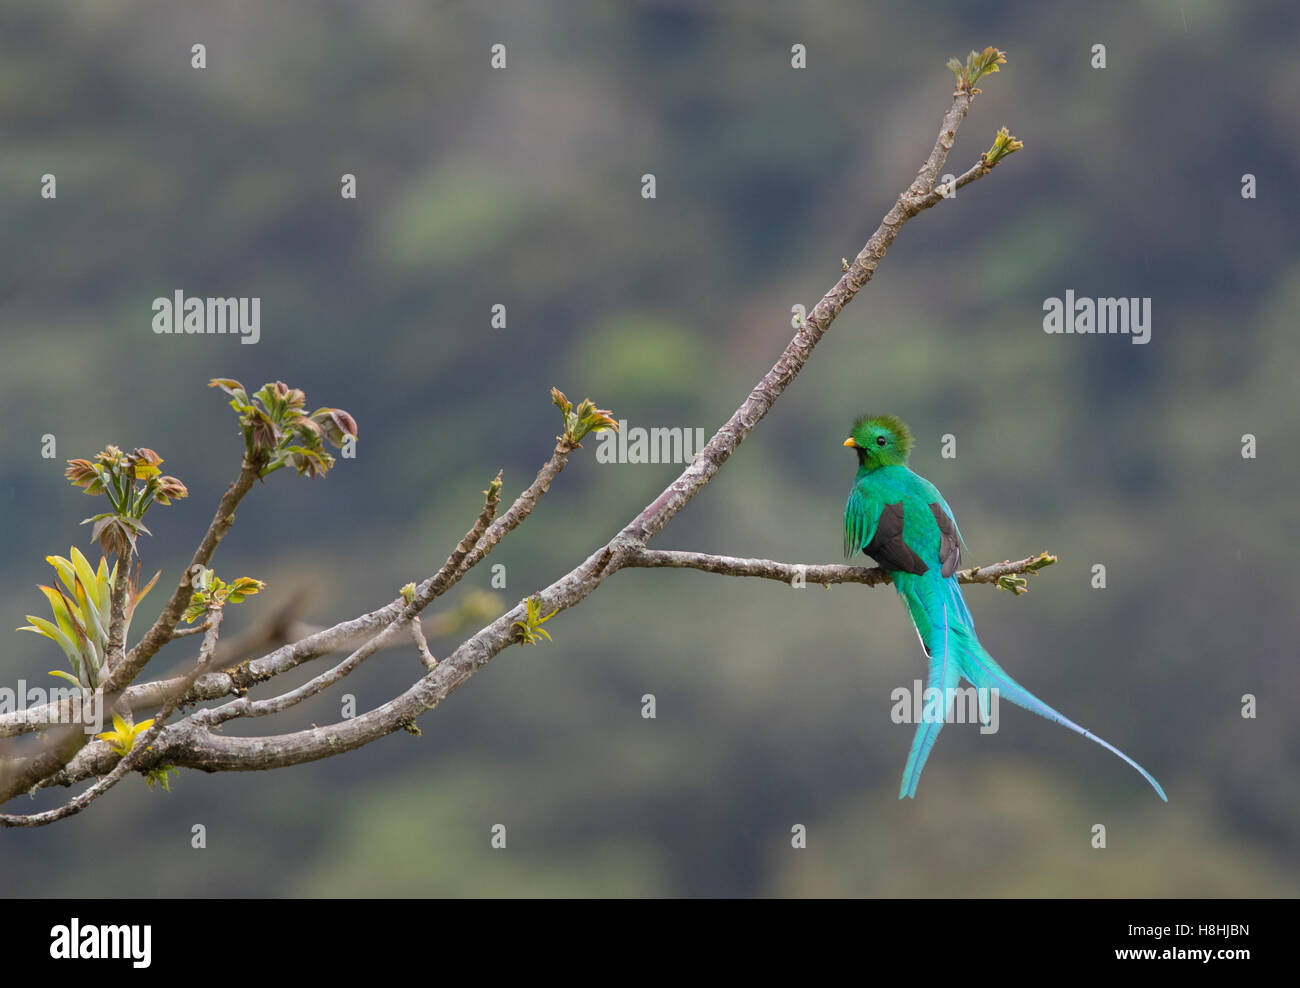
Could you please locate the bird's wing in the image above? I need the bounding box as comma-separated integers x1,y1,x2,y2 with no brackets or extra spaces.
843,485,883,560
864,501,930,574
934,491,967,550
928,503,962,578
845,480,934,573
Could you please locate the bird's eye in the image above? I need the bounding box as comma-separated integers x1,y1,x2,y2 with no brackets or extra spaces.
875,435,887,447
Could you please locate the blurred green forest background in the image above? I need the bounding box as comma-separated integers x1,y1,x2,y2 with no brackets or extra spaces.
2,0,1297,897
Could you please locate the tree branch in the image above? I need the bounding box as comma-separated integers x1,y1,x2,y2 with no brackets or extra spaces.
0,461,262,802
621,548,1057,592
107,459,261,693
0,610,225,827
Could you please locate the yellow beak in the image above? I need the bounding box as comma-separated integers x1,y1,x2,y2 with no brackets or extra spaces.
843,437,858,448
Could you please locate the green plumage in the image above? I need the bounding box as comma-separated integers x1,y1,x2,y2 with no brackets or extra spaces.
843,415,1167,801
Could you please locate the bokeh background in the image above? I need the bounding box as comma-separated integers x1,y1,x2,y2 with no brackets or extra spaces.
2,0,1297,897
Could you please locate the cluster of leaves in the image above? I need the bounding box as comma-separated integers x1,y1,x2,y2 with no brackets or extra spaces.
97,713,177,791
947,46,1007,95
982,126,1024,168
13,378,353,799
96,712,153,756
145,765,179,791
17,548,159,689
511,596,558,645
209,379,358,478
551,388,617,447
66,446,188,557
181,567,266,623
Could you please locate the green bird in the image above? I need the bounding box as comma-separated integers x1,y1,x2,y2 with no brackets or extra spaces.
842,414,1167,801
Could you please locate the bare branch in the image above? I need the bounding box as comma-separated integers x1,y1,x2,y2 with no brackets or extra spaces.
104,548,133,669
922,158,999,208
198,617,414,728
167,621,212,640
108,459,261,692
429,471,503,586
444,443,575,585
621,548,1057,591
410,620,437,671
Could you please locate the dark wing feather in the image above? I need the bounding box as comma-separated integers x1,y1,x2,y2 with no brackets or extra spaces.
864,502,929,575
929,502,962,578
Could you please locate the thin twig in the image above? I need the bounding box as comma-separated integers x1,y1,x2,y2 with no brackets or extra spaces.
410,620,437,671
108,459,261,692
168,621,212,640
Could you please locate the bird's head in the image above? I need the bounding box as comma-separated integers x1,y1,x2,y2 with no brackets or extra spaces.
843,414,914,469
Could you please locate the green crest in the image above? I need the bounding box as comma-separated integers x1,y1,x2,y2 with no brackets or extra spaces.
849,414,914,464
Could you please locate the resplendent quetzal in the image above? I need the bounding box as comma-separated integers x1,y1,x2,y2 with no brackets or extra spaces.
842,414,1167,801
